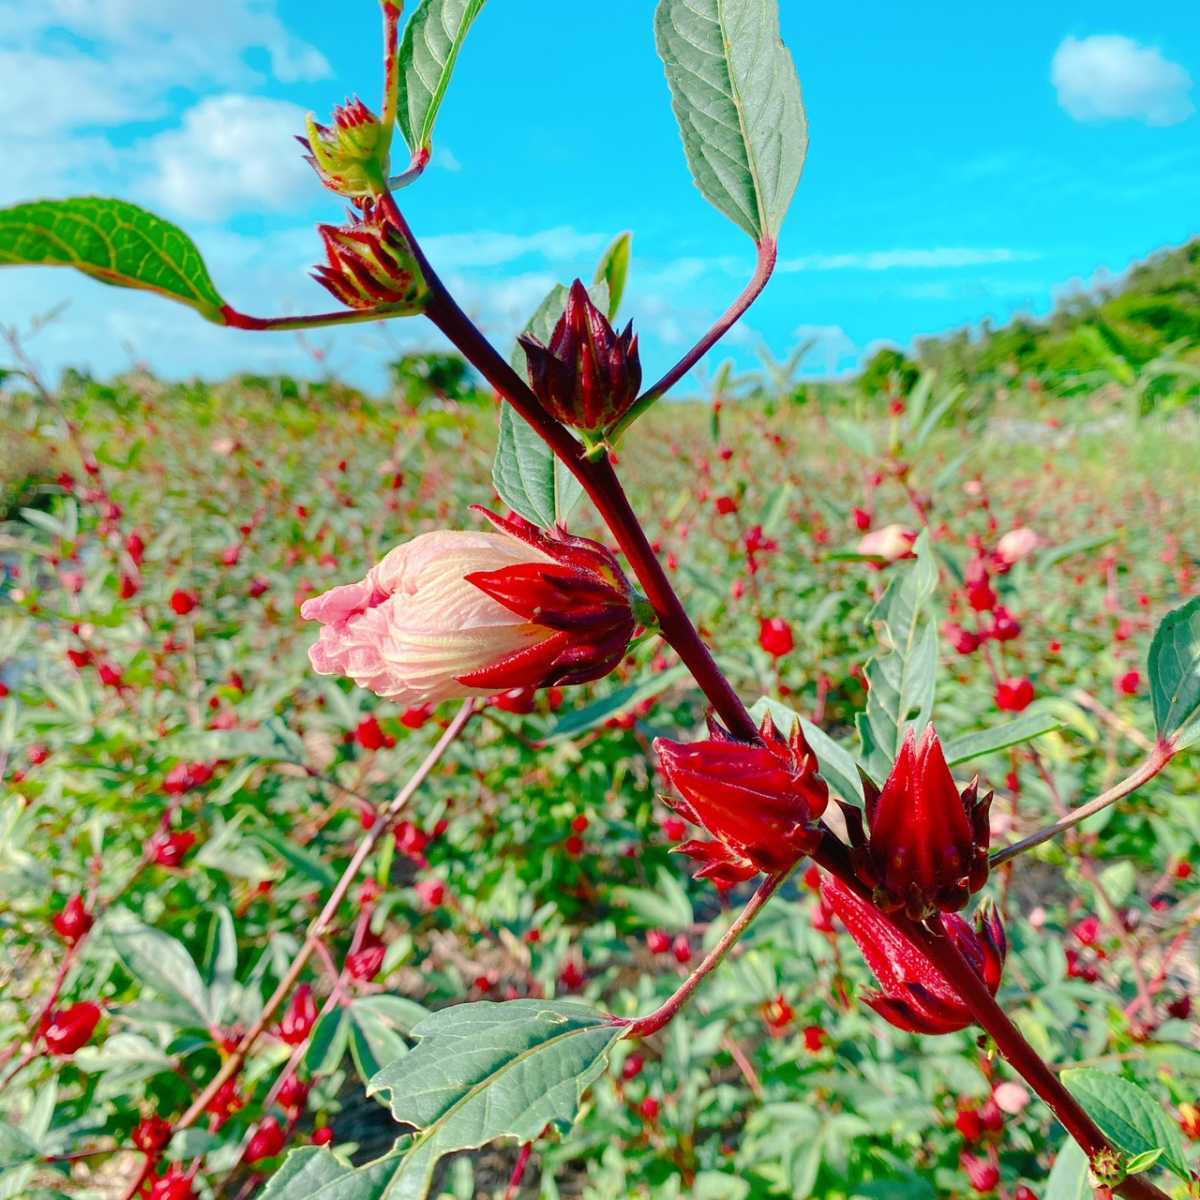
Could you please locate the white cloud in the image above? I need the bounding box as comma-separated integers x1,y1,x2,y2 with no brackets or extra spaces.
793,324,857,373
139,95,316,221
421,227,607,271
1052,35,1194,126
777,248,1039,273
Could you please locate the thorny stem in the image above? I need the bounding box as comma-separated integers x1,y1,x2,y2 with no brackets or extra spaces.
990,742,1175,868
620,868,791,1039
173,699,477,1133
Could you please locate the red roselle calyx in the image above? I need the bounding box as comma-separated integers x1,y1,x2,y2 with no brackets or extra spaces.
456,507,638,691
822,876,1006,1035
41,1001,102,1055
845,725,992,918
314,200,428,313
654,716,829,887
302,98,390,197
53,894,93,943
277,983,317,1045
518,280,642,434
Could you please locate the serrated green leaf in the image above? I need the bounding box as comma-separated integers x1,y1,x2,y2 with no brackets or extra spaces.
1061,1068,1190,1182
0,197,227,321
942,712,1063,766
365,1000,623,1200
546,664,689,740
1148,595,1200,749
349,1001,411,1085
593,233,632,320
107,910,212,1025
655,0,808,243
396,0,488,155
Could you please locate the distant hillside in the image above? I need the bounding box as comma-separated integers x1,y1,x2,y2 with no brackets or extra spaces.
860,238,1200,398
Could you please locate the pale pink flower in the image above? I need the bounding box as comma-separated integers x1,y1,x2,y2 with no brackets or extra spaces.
300,511,635,706
995,527,1039,566
992,1081,1030,1114
858,524,917,562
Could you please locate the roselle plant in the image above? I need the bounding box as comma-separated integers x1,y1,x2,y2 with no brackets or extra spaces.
1,2,1199,1199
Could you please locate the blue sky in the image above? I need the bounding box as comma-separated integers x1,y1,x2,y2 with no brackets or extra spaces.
1,0,1197,391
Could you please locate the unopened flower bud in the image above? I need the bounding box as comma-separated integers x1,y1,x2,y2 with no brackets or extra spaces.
846,725,991,918
655,716,829,888
518,280,641,433
303,98,390,198
302,508,635,705
314,201,427,312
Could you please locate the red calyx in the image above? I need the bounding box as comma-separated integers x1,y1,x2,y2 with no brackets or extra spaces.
132,1116,173,1156
654,716,829,887
458,507,636,693
53,894,93,944
41,1001,102,1055
518,279,641,433
848,725,991,918
821,876,1006,1035
277,984,317,1045
243,1115,287,1164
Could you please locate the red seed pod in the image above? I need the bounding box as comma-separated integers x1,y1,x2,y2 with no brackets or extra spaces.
170,589,198,615
243,1115,286,1164
41,1001,102,1055
995,677,1035,713
346,940,386,982
645,929,671,955
53,894,94,944
278,984,318,1045
758,617,794,658
847,725,991,917
821,877,1006,1036
132,1115,173,1155
148,829,197,868
276,1072,311,1112
313,201,427,312
518,280,641,433
961,1151,1000,1193
148,1164,194,1200
655,716,828,888
622,1052,645,1081
802,1024,826,1052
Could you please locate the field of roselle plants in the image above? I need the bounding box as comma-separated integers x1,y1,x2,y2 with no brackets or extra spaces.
2,1,1200,1199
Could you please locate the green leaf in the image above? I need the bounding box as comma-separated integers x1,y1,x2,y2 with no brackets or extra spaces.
366,1000,623,1199
593,233,633,320
0,197,227,322
396,0,488,155
1148,595,1200,750
0,1122,41,1172
203,905,239,1025
349,1003,410,1086
1044,1138,1090,1200
1061,1068,1190,1182
856,531,938,780
165,718,305,764
748,697,864,805
492,283,592,529
306,1008,350,1076
942,712,1063,766
611,867,694,929
546,664,690,740
107,910,212,1025
655,0,808,243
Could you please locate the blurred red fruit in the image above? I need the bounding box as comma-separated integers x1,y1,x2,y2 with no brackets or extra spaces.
646,929,671,955
278,984,317,1045
53,895,93,944
312,1126,334,1146
622,1052,645,1081
132,1115,173,1155
42,1001,102,1055
759,617,794,658
170,589,198,615
244,1116,286,1164
995,677,1034,712
802,1024,826,1052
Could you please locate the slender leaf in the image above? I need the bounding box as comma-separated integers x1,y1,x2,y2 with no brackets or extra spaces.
655,0,808,243
593,232,633,320
1044,1138,1090,1200
547,664,689,740
306,1008,351,1076
396,0,488,154
1061,1068,1190,1182
1148,595,1200,749
0,197,227,321
107,910,212,1025
943,712,1063,766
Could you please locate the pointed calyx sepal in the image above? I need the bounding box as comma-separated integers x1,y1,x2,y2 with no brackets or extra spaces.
457,507,637,691
654,716,830,888
846,725,992,919
313,200,428,313
303,98,391,198
518,280,642,434
821,876,1007,1035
